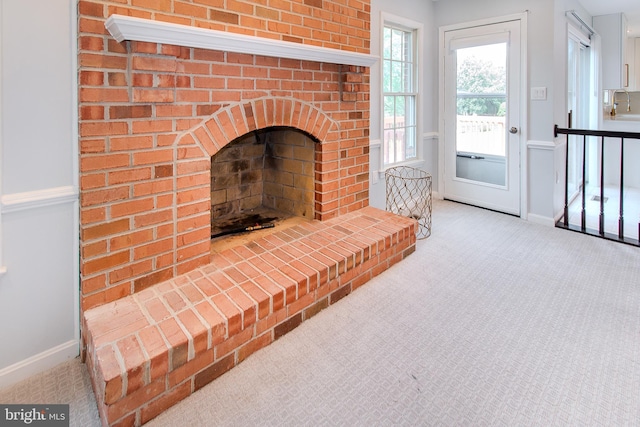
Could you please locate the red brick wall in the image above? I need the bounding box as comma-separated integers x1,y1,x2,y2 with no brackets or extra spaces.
78,0,371,311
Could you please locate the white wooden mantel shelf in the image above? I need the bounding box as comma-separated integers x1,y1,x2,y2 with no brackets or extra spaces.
105,15,378,67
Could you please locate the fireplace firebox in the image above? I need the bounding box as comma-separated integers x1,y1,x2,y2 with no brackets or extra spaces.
210,127,316,240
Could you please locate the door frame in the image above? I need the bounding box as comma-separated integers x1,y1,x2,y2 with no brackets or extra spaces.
438,13,528,218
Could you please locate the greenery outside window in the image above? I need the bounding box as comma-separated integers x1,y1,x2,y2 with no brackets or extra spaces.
383,24,418,166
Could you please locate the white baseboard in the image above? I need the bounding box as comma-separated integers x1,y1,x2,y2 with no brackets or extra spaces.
0,340,79,390
527,213,556,227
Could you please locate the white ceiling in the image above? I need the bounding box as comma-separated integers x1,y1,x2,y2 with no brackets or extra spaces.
578,0,639,16
579,0,640,37
431,0,640,37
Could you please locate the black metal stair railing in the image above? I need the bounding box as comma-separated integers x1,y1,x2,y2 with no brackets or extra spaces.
554,124,640,245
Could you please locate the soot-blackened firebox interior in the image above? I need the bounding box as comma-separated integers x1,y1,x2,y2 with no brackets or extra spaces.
210,126,317,239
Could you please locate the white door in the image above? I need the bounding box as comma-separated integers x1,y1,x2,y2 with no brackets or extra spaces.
442,19,522,215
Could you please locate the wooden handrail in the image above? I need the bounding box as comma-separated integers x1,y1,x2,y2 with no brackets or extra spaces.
554,124,640,140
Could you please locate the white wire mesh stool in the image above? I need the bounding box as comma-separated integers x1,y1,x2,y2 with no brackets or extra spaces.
385,166,432,239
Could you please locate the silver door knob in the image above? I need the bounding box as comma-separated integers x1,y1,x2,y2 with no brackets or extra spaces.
509,127,518,134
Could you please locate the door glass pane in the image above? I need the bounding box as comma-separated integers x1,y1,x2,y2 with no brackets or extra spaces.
455,42,507,185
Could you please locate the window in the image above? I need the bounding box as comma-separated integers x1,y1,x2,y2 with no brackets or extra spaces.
382,23,418,166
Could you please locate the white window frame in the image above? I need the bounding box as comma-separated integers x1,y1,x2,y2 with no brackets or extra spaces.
380,12,423,169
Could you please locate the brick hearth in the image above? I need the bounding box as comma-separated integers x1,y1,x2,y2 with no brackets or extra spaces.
84,207,416,425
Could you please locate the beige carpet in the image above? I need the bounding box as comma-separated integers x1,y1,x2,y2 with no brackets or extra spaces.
2,200,640,426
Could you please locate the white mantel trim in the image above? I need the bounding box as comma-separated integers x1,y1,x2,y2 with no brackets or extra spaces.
105,15,379,67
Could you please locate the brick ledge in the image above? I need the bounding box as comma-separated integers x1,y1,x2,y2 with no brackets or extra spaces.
83,206,416,426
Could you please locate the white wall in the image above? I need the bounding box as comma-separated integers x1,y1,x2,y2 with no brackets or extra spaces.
368,0,598,223
0,0,79,389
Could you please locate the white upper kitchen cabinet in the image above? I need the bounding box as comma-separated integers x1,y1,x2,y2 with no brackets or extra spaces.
594,13,628,90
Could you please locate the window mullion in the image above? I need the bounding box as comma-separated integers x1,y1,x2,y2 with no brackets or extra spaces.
384,92,418,96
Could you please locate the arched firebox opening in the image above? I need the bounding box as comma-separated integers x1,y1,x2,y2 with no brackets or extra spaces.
210,126,318,241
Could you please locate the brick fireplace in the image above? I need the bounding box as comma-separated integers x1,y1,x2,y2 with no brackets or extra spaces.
78,1,417,425
79,0,374,311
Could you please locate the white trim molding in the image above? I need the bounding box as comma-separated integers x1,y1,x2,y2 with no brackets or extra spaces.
527,139,556,150
423,131,438,141
0,340,79,390
105,15,379,67
1,186,78,214
527,213,557,227
369,138,382,184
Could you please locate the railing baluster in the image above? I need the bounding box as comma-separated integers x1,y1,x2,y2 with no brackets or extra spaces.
553,124,640,246
599,136,605,235
619,138,625,239
564,132,570,227
581,135,587,231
